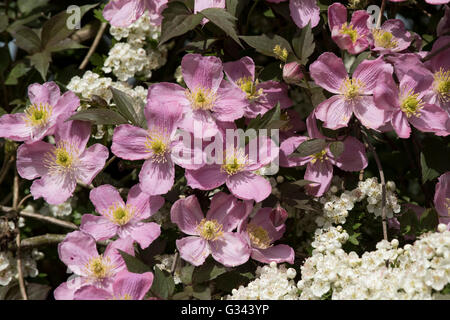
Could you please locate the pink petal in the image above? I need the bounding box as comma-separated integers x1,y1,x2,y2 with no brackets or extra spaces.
28,82,60,106
90,184,124,215
223,56,255,84
50,91,80,123
170,195,204,235
226,171,272,202
333,136,368,171
74,286,112,300
434,172,450,220
130,222,161,249
251,244,295,264
113,270,154,300
0,113,31,142
254,81,293,112
80,214,118,241
328,2,346,31
289,0,320,29
147,82,190,106
54,278,82,300
176,236,210,266
30,172,76,205
353,56,393,94
353,96,390,130
306,113,327,139
16,141,52,180
373,73,400,111
76,143,109,185
309,52,347,94
212,80,247,122
54,120,91,154
194,0,225,12
279,136,310,167
246,136,280,171
409,103,449,134
185,164,227,190
315,95,353,129
127,184,164,219
181,54,223,93
210,232,251,267
104,237,135,272
139,158,174,195
58,231,98,276
206,192,246,232
304,160,333,197
111,124,151,160
103,0,144,27
392,109,412,138
144,100,183,138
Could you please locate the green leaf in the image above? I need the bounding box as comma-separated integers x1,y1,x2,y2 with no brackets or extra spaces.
118,250,152,274
329,141,344,158
4,283,51,300
247,104,281,130
29,51,51,80
151,267,175,300
398,209,420,236
5,63,30,85
291,179,314,187
215,271,253,292
67,109,128,125
292,22,315,65
200,8,243,48
48,39,86,52
192,260,227,283
349,51,371,74
293,138,327,157
12,26,41,53
419,208,439,233
0,14,8,33
192,284,211,300
18,0,49,15
420,152,440,183
240,34,292,59
180,264,195,285
110,87,141,127
159,2,202,46
348,232,360,245
7,13,42,33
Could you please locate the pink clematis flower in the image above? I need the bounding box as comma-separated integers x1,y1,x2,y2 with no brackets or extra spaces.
266,0,320,29
310,52,393,130
223,56,293,118
328,3,370,55
147,54,248,138
373,70,449,138
16,120,109,205
0,82,79,143
112,101,198,196
279,114,368,197
438,5,450,37
434,172,450,228
239,204,294,264
80,184,164,249
185,136,279,202
389,0,449,4
171,193,250,267
54,231,135,300
74,270,154,300
369,19,413,54
103,0,168,27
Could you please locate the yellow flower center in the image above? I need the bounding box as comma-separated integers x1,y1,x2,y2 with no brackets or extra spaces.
145,130,169,163
372,29,398,49
221,149,248,176
310,149,328,164
434,68,450,103
24,103,53,127
55,148,72,168
236,77,263,101
85,255,114,280
186,88,216,110
340,78,364,100
196,219,223,241
400,90,424,117
44,141,79,176
340,23,358,43
105,203,135,226
273,45,288,62
247,223,271,249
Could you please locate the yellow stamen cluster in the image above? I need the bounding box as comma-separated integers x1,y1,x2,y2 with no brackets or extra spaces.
236,77,264,101
341,78,364,100
196,219,223,241
400,90,424,117
372,29,398,49
24,103,52,128
434,68,450,103
221,149,248,176
247,223,271,249
340,23,359,43
84,255,114,280
310,149,328,164
186,88,216,110
273,45,288,62
44,141,79,176
145,129,169,163
105,203,135,226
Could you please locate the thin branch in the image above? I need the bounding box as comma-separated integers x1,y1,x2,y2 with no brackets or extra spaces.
377,0,387,28
170,252,179,274
20,234,67,248
421,41,450,62
0,155,14,185
79,22,108,70
13,173,27,300
17,194,32,210
1,206,78,230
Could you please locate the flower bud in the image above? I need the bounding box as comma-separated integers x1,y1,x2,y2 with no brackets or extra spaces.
283,62,303,85
270,205,288,227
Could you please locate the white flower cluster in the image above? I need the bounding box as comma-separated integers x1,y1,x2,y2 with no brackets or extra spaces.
316,177,401,227
154,254,181,284
103,12,169,81
226,262,299,300
297,225,450,300
40,200,72,218
0,249,44,286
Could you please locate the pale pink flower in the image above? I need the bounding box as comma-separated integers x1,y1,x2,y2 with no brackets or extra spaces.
103,0,168,27
54,231,135,300
279,114,368,197
80,184,164,249
434,172,450,228
328,3,370,55
147,54,247,138
185,137,279,202
0,82,79,143
310,52,392,130
73,270,154,300
194,0,225,24
223,56,292,118
171,193,250,267
16,120,109,205
389,0,449,4
266,0,320,29
369,19,413,54
238,204,294,264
